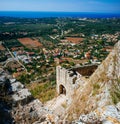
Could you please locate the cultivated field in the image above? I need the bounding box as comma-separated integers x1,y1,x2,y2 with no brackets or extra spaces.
18,38,42,49
0,45,5,51
65,37,84,44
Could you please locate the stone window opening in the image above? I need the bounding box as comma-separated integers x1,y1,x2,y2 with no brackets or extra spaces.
59,85,66,95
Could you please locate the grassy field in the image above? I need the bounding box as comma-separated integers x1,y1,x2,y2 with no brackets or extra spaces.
27,81,57,103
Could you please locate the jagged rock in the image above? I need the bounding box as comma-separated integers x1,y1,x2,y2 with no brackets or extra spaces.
1,40,120,123
77,102,120,124
64,40,120,123
116,102,120,111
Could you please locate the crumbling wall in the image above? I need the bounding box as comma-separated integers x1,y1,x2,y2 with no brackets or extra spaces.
56,66,86,101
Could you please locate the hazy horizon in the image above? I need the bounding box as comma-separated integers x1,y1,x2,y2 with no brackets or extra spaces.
0,11,120,14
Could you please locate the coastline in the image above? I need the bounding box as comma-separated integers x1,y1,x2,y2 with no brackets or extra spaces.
0,11,120,18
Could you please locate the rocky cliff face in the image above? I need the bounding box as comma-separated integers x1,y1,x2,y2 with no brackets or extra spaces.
65,41,120,123
75,102,120,124
1,41,120,124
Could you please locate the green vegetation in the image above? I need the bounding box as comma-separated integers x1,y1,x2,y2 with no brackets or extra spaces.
0,17,120,40
30,81,56,103
1,17,120,103
3,39,23,49
17,74,31,84
0,17,57,40
0,51,7,62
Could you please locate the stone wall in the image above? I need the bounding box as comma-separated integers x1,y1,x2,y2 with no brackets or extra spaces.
56,63,98,101
56,66,86,102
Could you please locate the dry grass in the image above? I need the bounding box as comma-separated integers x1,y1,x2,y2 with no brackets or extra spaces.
92,83,100,96
67,82,93,121
61,102,67,109
110,79,120,104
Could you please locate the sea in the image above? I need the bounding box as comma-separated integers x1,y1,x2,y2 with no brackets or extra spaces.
0,11,120,18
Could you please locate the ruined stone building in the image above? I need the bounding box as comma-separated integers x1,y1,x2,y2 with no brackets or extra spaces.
56,64,98,103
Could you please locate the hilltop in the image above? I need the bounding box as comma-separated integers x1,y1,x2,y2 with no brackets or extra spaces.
62,40,120,123
0,17,120,124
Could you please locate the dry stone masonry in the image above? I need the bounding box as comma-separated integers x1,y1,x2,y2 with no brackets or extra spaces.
56,64,98,103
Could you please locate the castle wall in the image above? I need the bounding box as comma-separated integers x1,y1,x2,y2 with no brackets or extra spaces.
56,66,85,101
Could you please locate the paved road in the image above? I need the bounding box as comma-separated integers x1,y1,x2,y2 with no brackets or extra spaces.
5,47,28,73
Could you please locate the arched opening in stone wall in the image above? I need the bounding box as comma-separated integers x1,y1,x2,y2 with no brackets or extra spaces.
59,85,66,95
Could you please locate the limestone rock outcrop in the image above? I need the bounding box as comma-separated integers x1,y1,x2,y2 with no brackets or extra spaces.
65,40,120,122
74,102,120,124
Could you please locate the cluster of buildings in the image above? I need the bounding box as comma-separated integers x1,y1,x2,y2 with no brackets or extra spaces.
101,32,120,42
0,31,119,83
91,32,120,45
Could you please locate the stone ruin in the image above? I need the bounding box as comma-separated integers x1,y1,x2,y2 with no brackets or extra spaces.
56,64,98,102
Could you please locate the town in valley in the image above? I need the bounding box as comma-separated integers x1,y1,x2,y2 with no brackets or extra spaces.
0,17,120,123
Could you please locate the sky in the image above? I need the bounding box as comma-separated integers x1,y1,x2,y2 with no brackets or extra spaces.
0,0,120,13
